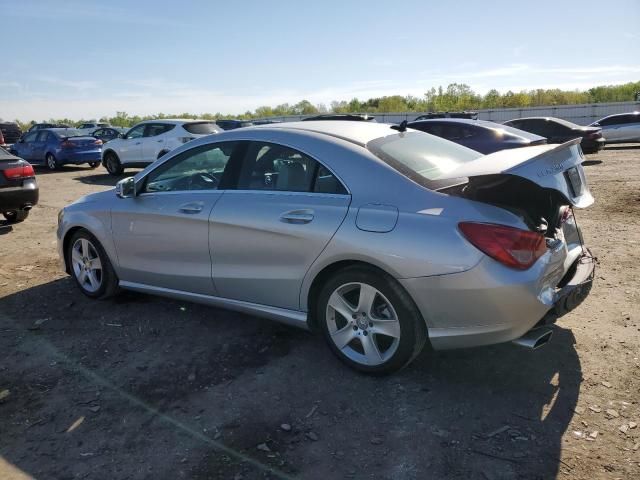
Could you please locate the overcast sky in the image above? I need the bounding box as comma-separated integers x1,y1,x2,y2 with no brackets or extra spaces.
1,0,638,121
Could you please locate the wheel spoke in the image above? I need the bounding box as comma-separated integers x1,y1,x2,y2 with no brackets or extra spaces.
78,269,87,285
370,319,401,339
331,325,356,350
87,271,99,290
328,291,356,321
80,239,89,258
357,284,378,315
89,257,102,270
361,334,382,363
71,249,83,266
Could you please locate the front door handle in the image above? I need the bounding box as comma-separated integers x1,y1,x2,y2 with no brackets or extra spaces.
280,209,314,224
179,202,203,214
135,142,141,145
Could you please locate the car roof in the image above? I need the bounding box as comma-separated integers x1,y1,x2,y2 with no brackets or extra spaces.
506,116,580,128
409,118,545,140
135,119,217,125
597,112,640,120
252,120,400,146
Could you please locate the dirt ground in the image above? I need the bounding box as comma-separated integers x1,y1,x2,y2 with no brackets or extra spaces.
1,145,639,480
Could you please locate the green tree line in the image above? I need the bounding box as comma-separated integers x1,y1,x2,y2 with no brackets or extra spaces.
14,80,640,130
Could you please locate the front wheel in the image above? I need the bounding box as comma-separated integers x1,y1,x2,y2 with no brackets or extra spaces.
67,230,119,299
104,152,123,176
317,266,427,374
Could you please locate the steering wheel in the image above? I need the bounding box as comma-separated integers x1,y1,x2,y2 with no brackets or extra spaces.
189,172,219,189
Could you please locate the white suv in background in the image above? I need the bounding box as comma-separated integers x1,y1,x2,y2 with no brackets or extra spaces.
101,119,222,175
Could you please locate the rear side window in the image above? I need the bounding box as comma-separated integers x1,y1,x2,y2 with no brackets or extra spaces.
183,122,221,135
36,131,49,142
237,142,346,194
367,132,482,188
144,124,175,137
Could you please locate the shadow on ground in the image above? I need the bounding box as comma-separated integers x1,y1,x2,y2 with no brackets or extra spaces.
74,171,138,187
0,278,581,480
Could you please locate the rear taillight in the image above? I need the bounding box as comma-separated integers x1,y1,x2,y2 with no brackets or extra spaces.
458,222,547,270
0,131,4,144
587,132,601,139
94,139,103,145
61,140,74,148
2,163,35,180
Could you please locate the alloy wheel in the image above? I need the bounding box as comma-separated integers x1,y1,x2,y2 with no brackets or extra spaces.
46,154,57,170
325,282,401,366
71,238,103,293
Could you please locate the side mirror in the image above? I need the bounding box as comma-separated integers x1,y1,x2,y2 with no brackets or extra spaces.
115,177,136,198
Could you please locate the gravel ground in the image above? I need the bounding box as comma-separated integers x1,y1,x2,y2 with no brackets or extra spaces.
1,145,639,480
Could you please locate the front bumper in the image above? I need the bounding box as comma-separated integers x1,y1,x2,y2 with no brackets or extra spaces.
399,248,595,350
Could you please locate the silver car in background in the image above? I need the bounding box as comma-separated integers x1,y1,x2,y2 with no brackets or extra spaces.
57,121,595,373
591,112,640,144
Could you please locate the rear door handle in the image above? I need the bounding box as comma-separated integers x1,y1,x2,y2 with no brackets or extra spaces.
280,209,314,224
179,202,203,214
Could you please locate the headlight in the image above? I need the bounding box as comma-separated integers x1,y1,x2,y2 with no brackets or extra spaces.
57,209,64,226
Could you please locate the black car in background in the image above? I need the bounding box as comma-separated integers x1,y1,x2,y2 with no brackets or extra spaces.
0,147,38,223
215,119,255,130
413,111,478,121
90,127,128,143
503,117,605,154
407,119,546,154
0,122,23,146
27,123,71,132
303,114,376,122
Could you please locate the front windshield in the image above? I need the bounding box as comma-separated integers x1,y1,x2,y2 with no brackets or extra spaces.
367,131,482,188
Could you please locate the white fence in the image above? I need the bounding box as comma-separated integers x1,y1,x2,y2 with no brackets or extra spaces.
259,101,640,126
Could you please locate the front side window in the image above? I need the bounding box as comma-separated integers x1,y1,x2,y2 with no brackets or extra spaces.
143,142,237,193
367,131,482,188
126,125,145,139
238,142,336,193
22,132,38,143
36,131,49,142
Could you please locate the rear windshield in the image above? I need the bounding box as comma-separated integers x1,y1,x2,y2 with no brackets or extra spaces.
53,129,85,138
367,131,482,189
183,122,221,134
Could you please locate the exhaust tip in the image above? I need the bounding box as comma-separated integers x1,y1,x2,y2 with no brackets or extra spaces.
512,327,553,350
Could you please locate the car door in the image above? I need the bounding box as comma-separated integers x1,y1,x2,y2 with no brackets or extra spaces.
142,123,173,162
13,131,38,160
604,115,638,142
111,141,241,295
31,131,50,162
209,141,351,310
118,124,145,164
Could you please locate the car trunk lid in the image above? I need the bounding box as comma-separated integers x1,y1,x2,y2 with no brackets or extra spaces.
435,138,593,208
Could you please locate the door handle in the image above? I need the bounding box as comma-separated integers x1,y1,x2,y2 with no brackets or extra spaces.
179,202,203,214
135,142,141,145
280,209,314,224
157,139,163,142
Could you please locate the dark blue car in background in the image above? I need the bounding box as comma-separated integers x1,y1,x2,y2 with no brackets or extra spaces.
11,128,102,170
407,118,547,154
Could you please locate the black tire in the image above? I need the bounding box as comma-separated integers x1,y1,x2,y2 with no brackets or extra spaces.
89,161,100,169
3,210,29,223
317,265,427,374
67,229,119,299
45,153,59,170
104,151,124,176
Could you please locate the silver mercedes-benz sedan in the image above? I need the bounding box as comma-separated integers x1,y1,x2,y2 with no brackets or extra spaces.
57,121,595,373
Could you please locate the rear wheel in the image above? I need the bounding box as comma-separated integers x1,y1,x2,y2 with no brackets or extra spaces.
45,153,59,170
3,210,29,223
104,152,123,176
67,230,119,299
317,266,427,374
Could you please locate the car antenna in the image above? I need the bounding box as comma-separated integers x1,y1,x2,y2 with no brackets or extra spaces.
391,120,408,132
